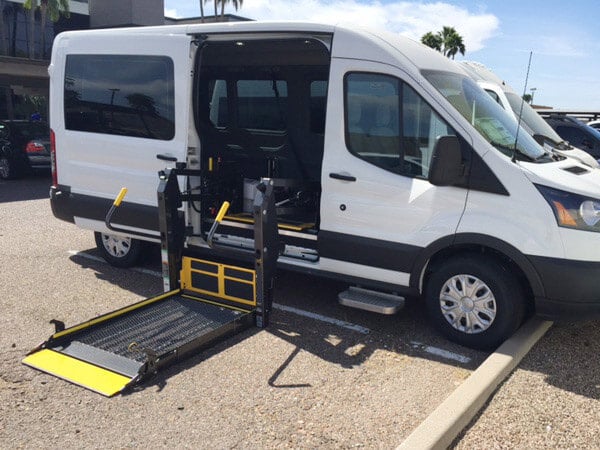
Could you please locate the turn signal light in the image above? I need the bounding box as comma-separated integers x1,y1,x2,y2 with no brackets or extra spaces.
552,200,578,227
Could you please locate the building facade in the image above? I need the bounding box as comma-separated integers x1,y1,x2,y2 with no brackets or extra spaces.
0,0,250,120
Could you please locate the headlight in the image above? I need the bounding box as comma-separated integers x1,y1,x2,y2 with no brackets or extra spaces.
536,184,600,232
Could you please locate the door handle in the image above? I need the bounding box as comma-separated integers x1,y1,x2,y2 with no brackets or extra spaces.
329,172,356,182
156,153,178,162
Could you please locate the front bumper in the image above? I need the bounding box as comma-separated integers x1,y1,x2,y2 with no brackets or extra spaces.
529,255,600,320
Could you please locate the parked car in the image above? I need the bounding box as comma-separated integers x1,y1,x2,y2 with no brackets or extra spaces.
542,114,600,162
0,120,51,179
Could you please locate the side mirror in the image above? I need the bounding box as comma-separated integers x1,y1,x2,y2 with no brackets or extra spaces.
429,135,464,187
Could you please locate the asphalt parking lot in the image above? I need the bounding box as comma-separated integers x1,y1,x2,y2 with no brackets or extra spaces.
1,174,599,448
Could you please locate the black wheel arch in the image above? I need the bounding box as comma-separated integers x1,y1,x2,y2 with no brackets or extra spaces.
410,233,545,302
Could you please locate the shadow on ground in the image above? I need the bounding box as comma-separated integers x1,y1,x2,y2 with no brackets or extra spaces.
0,171,52,203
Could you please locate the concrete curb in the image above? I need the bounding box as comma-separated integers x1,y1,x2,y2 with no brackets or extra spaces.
397,318,553,450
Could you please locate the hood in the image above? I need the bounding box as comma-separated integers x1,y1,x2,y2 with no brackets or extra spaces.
552,147,600,169
520,158,600,199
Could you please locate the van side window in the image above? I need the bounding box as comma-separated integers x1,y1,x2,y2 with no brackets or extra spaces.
64,55,175,140
208,79,228,128
345,72,456,178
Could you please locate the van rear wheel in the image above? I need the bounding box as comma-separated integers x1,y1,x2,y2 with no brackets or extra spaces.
94,232,143,268
425,254,525,350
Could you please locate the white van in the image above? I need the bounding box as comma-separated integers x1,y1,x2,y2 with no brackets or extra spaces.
48,22,600,349
459,60,600,168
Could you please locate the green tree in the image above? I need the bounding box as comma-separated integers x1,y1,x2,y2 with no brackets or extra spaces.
220,0,244,20
420,31,442,52
440,26,465,59
421,26,466,60
522,93,533,104
23,0,70,59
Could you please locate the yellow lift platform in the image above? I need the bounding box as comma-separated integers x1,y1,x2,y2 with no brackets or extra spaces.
24,167,280,396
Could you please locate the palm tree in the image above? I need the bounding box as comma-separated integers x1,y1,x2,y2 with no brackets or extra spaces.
420,27,466,59
420,31,442,52
439,26,465,60
220,0,243,20
23,0,69,59
24,0,35,58
199,0,205,23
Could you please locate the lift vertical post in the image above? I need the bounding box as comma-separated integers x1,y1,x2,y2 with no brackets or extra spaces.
157,168,185,292
253,179,280,328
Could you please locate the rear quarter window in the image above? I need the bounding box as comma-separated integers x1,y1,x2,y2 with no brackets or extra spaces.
64,55,175,140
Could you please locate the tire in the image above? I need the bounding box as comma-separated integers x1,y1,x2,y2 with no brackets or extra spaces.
0,155,22,180
425,254,526,350
94,232,144,268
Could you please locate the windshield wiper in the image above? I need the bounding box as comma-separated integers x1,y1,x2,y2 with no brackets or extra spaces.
490,141,536,162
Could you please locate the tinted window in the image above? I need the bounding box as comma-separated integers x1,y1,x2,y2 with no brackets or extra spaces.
484,89,502,105
345,72,455,178
556,126,587,147
64,55,175,140
236,80,287,131
310,80,328,134
208,79,228,128
8,122,49,139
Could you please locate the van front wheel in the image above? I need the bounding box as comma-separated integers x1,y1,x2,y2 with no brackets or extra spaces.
94,232,143,268
425,255,525,350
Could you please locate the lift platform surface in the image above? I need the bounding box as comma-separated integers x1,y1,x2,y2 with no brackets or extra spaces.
23,286,254,396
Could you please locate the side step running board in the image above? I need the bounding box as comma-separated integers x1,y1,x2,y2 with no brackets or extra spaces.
338,287,405,315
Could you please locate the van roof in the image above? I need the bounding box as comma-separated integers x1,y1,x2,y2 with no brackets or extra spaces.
459,61,519,95
54,21,465,77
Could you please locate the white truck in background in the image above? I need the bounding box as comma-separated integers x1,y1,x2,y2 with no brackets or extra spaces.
459,61,599,168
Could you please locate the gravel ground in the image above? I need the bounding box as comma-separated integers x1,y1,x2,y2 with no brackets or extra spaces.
454,320,600,449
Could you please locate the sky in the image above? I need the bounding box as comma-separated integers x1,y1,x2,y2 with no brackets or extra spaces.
164,0,600,110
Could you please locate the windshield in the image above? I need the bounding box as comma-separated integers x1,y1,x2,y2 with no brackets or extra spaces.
423,71,547,161
504,92,564,144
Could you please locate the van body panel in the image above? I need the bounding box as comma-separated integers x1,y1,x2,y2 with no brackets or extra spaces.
457,186,565,258
457,152,566,259
320,57,469,265
50,32,192,237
